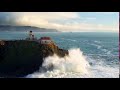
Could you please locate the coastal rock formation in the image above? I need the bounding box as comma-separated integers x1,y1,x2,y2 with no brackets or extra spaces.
0,40,68,77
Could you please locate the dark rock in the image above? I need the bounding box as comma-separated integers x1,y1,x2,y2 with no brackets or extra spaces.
0,40,68,77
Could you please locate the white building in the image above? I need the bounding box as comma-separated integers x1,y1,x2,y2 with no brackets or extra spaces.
38,37,52,44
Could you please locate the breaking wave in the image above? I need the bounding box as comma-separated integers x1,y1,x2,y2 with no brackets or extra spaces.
26,48,119,78
26,48,90,78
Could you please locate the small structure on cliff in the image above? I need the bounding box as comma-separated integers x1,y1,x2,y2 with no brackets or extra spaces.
25,31,54,45
38,37,53,44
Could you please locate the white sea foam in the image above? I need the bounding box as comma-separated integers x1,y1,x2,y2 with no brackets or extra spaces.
26,48,119,78
89,65,119,78
26,48,90,78
91,43,112,55
90,43,102,49
94,40,101,44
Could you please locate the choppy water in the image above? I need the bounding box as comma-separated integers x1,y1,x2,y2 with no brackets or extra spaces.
0,31,119,78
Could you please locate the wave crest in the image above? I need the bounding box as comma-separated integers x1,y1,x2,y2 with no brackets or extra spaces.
26,48,90,78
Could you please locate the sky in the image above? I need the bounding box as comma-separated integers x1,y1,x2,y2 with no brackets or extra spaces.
0,12,119,32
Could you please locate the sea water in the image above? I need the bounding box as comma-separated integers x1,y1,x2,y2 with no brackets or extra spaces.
0,31,119,78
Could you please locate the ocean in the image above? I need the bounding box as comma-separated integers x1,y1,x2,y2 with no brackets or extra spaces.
0,31,119,78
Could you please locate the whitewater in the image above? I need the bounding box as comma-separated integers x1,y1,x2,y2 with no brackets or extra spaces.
26,48,119,78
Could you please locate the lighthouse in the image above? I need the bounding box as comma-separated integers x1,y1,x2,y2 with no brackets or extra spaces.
29,31,33,40
26,31,37,41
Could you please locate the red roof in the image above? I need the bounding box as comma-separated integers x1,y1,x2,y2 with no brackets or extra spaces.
40,37,51,40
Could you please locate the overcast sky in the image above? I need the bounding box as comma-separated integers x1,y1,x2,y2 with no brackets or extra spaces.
0,12,119,32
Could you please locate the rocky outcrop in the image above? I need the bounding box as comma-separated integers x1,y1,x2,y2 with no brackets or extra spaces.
0,40,68,77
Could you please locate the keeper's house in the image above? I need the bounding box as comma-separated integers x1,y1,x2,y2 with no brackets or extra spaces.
38,37,53,44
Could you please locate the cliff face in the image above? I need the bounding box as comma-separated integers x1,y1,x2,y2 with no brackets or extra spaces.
0,40,68,77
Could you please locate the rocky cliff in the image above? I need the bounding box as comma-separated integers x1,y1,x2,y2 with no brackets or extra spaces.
0,40,68,77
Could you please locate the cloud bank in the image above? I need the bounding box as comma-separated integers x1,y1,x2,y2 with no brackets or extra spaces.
0,12,119,32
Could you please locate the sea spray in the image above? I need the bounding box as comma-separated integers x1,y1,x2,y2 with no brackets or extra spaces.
26,48,90,78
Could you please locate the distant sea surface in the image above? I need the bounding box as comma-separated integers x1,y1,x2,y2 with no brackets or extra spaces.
0,31,119,78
